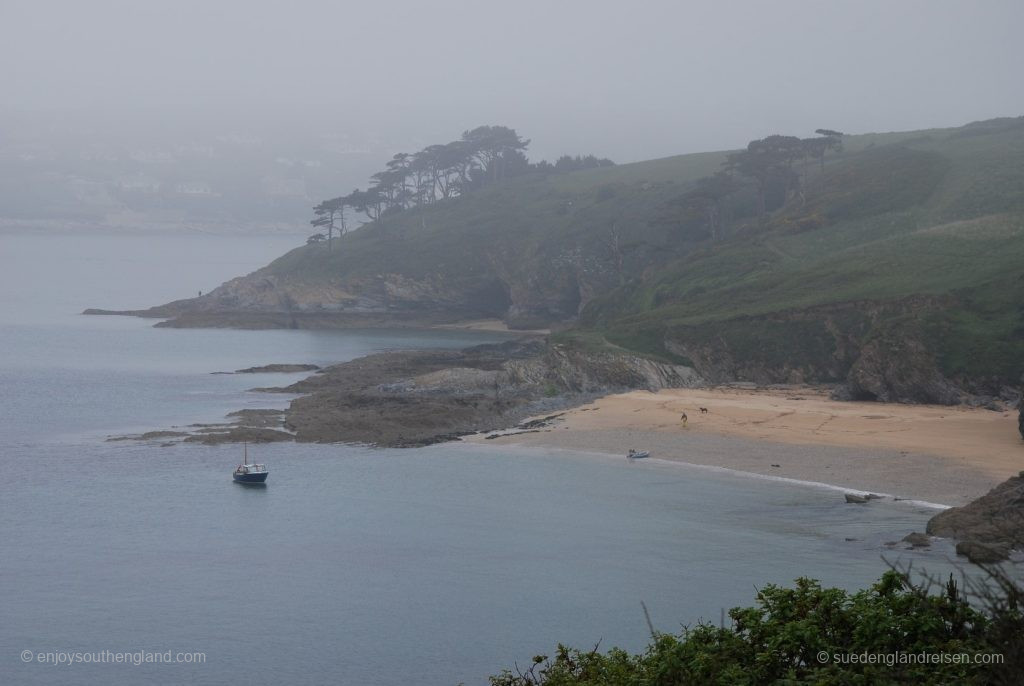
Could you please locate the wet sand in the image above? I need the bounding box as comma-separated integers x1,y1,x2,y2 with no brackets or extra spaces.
470,387,1023,507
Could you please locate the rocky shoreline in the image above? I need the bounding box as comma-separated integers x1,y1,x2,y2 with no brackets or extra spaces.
114,338,702,448
83,307,462,330
927,472,1024,563
110,336,1024,563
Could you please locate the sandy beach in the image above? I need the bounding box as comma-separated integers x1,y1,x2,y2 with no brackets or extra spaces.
471,387,1023,507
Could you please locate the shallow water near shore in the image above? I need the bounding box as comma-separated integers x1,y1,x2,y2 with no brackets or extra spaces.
0,232,976,685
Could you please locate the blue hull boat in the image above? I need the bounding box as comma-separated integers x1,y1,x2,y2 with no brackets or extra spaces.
233,443,269,483
233,470,269,483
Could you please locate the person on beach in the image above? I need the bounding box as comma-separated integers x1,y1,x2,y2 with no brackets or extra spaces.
680,412,688,426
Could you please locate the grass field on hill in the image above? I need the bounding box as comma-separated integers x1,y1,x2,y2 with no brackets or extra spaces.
572,118,1024,383
244,116,1024,385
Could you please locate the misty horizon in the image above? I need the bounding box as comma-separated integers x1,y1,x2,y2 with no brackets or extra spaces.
3,0,1023,163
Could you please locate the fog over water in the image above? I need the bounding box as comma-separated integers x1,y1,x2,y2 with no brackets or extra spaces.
3,0,1023,162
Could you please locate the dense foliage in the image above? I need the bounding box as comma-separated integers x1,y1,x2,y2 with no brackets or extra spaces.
491,571,1023,685
308,125,614,242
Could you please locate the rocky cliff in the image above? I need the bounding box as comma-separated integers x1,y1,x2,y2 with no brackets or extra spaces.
927,472,1024,563
1019,392,1023,439
275,339,702,446
660,296,965,405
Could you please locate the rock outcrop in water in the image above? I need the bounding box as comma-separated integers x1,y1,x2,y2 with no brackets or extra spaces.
926,472,1024,563
234,364,321,374
121,338,703,448
276,339,702,447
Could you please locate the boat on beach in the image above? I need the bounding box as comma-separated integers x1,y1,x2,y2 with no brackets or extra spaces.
233,444,269,483
627,449,650,459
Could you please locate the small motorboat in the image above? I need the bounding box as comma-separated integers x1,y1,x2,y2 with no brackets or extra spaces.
627,449,650,459
233,443,269,483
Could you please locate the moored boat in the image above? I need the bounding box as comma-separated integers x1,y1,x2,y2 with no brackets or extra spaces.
233,444,269,483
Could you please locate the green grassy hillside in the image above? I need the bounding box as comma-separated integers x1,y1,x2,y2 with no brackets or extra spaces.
189,116,1024,396
576,118,1024,391
248,146,733,325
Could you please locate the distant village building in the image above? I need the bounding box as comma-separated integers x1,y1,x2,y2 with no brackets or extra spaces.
116,173,161,193
70,178,119,207
128,149,175,164
261,176,307,198
174,181,215,196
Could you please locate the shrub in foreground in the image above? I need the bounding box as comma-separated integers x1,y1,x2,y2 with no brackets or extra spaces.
491,569,1023,685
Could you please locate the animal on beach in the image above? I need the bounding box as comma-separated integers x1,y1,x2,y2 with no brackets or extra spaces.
680,412,688,426
699,407,708,414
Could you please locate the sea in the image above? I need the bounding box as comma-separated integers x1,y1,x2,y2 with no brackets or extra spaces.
0,231,964,685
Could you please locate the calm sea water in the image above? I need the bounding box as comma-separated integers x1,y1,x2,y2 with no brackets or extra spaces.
1,232,960,685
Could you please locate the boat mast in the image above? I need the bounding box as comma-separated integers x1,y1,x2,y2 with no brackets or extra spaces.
244,441,247,465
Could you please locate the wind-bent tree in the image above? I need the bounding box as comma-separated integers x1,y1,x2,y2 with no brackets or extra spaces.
419,142,474,200
308,125,615,231
347,187,385,222
553,154,615,173
805,129,844,172
310,196,345,250
725,135,804,221
683,171,741,241
815,128,844,139
461,125,530,183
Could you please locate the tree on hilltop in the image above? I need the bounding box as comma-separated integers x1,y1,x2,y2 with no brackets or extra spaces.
682,171,742,241
805,129,845,172
461,125,530,183
725,135,804,221
310,196,346,250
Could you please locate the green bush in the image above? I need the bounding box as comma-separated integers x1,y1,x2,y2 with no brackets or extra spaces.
491,570,1023,685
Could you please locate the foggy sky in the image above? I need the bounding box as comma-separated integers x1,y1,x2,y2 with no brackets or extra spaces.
3,0,1023,162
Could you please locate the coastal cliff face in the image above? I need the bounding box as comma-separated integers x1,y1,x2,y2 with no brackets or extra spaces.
661,297,964,404
106,270,512,328
92,243,622,330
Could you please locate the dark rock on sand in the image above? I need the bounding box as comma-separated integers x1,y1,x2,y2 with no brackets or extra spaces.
927,471,1024,562
902,532,932,547
1019,396,1023,439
